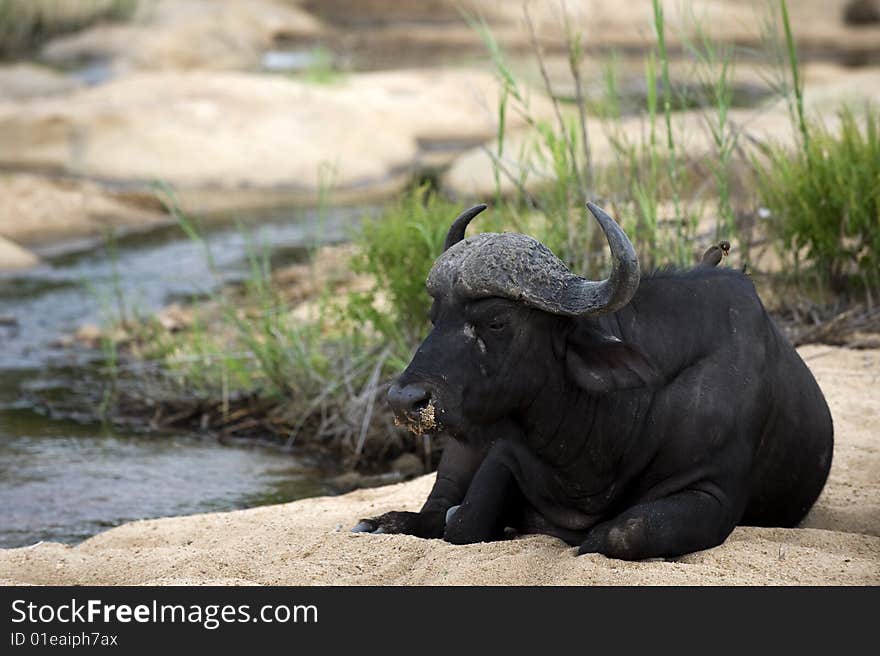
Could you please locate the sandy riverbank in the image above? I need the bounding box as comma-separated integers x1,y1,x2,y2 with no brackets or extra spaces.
1,345,877,586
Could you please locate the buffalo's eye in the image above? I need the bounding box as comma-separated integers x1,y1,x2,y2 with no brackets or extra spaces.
488,320,505,331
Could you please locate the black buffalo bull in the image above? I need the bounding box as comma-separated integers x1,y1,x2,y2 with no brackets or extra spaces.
352,203,833,560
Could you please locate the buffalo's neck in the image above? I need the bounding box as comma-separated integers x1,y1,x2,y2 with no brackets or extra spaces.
516,353,656,513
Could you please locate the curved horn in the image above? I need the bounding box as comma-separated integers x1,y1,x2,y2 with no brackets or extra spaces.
561,202,640,316
443,204,488,252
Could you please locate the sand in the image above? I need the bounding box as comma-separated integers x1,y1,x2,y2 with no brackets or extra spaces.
1,345,877,586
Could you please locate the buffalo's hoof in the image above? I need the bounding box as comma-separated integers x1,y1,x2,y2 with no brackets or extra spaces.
349,518,388,534
349,510,444,538
577,534,604,556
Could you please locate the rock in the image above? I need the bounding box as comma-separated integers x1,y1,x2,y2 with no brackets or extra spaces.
0,174,170,250
328,471,364,493
49,335,75,349
0,69,547,213
795,65,880,113
0,64,82,101
844,0,880,25
509,51,774,110
443,111,721,200
0,237,40,271
0,0,136,58
329,470,405,493
390,453,424,479
41,0,325,73
156,303,193,332
73,324,103,346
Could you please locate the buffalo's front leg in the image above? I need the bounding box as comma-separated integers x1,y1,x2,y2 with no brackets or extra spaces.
443,437,597,546
351,438,484,538
442,445,523,545
578,488,738,560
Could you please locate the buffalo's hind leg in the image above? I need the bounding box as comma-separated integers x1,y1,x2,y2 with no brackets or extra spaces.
578,488,738,560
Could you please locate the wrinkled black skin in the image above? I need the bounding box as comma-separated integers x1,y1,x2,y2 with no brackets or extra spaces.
353,267,834,560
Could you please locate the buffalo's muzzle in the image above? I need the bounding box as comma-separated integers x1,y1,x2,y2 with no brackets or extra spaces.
387,381,439,434
387,381,431,418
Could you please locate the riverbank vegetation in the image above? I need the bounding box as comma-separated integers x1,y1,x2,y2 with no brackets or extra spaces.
74,0,879,475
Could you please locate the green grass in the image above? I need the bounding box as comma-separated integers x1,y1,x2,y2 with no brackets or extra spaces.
753,0,879,298
755,105,880,295
343,185,467,366
779,0,809,149
153,197,335,402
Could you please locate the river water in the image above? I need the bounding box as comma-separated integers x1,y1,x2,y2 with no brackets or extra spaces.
0,208,361,548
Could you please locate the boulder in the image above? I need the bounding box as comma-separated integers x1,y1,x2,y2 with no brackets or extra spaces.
390,453,425,479
0,174,170,250
0,69,548,213
0,237,40,271
0,0,137,58
443,110,723,200
41,0,325,73
0,64,82,101
844,0,880,26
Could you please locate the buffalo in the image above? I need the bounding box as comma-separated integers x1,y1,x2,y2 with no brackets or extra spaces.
352,203,833,560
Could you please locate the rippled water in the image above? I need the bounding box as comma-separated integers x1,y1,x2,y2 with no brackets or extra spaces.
0,208,362,548
0,407,334,548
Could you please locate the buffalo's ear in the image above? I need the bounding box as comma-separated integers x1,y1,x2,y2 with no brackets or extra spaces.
565,324,660,394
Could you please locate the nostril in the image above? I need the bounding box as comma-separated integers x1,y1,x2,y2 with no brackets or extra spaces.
388,382,431,415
